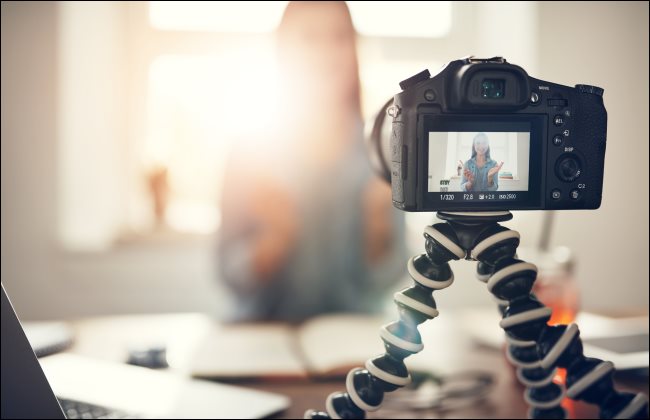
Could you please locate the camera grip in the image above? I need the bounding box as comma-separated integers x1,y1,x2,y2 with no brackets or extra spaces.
572,86,607,208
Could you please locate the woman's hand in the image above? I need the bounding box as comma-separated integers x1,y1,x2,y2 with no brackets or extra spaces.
463,168,474,191
250,179,300,283
363,178,394,264
488,161,504,182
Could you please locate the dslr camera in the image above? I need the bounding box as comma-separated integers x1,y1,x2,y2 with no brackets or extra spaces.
369,57,607,212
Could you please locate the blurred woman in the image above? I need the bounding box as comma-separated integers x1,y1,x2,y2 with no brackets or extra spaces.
218,1,405,322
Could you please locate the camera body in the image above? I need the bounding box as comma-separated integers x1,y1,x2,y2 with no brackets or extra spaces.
387,57,607,212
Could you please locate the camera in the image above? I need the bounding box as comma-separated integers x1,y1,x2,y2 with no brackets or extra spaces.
368,57,607,212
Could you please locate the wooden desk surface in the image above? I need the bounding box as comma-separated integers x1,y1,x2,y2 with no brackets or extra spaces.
64,313,648,419
238,353,649,419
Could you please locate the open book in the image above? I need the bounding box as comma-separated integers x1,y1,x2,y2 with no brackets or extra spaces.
189,312,496,380
189,314,387,380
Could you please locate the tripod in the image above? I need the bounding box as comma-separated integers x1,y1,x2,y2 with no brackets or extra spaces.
306,211,648,419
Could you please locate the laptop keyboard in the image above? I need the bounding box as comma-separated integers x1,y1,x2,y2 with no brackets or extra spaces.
58,398,141,419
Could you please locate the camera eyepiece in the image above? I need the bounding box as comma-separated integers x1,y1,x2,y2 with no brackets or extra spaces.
481,79,506,99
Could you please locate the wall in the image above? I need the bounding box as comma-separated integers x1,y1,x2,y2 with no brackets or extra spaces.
536,1,649,312
2,2,61,319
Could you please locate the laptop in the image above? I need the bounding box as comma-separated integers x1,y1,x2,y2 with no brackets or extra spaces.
1,284,290,419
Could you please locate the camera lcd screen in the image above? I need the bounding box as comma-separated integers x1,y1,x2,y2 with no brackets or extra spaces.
421,116,543,210
428,131,531,199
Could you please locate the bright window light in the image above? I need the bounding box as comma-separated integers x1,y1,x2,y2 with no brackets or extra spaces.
149,1,289,33
347,1,452,38
149,1,452,38
144,49,279,234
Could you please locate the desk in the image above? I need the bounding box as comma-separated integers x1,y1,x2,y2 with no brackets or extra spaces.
62,313,648,419
240,355,648,419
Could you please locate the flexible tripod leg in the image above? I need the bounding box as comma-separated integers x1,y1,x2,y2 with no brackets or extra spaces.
308,213,648,419
474,226,648,419
479,261,567,419
305,223,463,419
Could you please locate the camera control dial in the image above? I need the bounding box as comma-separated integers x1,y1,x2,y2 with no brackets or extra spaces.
575,84,604,96
555,155,582,183
399,69,431,90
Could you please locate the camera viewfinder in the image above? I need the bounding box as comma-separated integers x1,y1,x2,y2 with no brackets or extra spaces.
481,78,506,99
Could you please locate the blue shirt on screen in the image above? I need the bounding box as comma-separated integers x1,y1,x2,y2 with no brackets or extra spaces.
460,157,499,192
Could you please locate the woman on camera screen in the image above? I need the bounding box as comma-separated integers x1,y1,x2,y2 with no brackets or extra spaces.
460,133,504,192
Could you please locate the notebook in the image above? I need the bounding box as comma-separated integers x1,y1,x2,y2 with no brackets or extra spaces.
189,312,476,380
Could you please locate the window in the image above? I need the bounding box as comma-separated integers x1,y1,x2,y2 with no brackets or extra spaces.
58,1,461,250
149,1,289,32
140,2,453,236
148,1,451,37
144,51,279,233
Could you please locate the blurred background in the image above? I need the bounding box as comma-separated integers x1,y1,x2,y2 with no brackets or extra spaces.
2,1,648,321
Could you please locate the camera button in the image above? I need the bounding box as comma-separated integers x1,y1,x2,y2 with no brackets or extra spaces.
391,162,404,203
553,115,565,126
552,135,564,146
390,123,404,162
570,189,581,200
551,189,562,201
530,92,540,104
